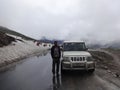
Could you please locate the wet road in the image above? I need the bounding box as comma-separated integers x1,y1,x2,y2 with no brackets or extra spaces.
0,51,119,90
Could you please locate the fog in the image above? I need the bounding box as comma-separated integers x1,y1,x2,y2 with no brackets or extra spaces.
0,0,120,44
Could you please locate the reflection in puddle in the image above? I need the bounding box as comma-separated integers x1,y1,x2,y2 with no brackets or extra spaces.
52,75,61,90
36,50,49,58
0,50,49,73
0,64,17,73
59,71,94,90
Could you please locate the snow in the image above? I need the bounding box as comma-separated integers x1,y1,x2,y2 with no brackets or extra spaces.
0,39,51,67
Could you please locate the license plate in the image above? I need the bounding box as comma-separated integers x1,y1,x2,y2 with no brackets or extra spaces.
73,63,84,66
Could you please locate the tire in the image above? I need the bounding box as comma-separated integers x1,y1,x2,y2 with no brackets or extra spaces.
88,69,95,73
61,63,65,74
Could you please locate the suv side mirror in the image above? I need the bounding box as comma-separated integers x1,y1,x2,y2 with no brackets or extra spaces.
85,48,88,51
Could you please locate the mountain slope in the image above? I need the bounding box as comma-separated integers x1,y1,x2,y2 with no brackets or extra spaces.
0,26,35,40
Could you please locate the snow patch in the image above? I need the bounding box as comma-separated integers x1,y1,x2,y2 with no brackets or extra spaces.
0,39,51,67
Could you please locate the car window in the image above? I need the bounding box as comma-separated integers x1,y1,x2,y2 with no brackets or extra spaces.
63,42,86,51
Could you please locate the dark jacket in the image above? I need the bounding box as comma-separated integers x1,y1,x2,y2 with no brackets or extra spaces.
51,45,61,59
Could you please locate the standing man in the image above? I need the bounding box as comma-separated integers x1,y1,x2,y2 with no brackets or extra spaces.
51,41,61,75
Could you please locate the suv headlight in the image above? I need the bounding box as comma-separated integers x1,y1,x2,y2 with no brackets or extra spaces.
87,57,93,62
63,57,70,61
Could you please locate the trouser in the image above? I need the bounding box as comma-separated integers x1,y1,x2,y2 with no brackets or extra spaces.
52,58,60,74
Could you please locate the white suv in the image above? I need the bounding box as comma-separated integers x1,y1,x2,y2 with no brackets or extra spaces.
61,41,95,73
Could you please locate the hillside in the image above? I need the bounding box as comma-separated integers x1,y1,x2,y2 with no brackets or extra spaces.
0,26,35,40
0,31,15,47
39,36,63,44
0,27,51,68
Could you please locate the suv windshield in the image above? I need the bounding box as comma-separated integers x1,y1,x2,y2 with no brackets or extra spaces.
63,42,87,51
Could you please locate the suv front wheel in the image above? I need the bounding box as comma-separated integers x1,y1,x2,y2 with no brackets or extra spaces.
61,63,65,74
88,69,95,73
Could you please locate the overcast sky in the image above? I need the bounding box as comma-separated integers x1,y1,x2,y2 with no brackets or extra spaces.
0,0,120,44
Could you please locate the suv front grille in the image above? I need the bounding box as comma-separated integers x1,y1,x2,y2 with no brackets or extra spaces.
71,57,86,61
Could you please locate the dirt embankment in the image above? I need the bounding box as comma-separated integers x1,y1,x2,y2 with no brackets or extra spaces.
0,31,15,47
90,49,120,77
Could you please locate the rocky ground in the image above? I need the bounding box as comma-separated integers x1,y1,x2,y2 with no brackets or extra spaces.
90,49,120,88
90,49,120,77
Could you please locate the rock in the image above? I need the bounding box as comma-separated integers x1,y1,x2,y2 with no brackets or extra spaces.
113,74,117,77
115,73,119,78
104,66,108,70
0,31,15,47
107,70,111,73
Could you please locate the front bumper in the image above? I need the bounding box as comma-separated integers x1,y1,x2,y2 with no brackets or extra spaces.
61,61,95,70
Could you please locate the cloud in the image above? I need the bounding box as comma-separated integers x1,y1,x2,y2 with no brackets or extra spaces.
0,0,120,44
